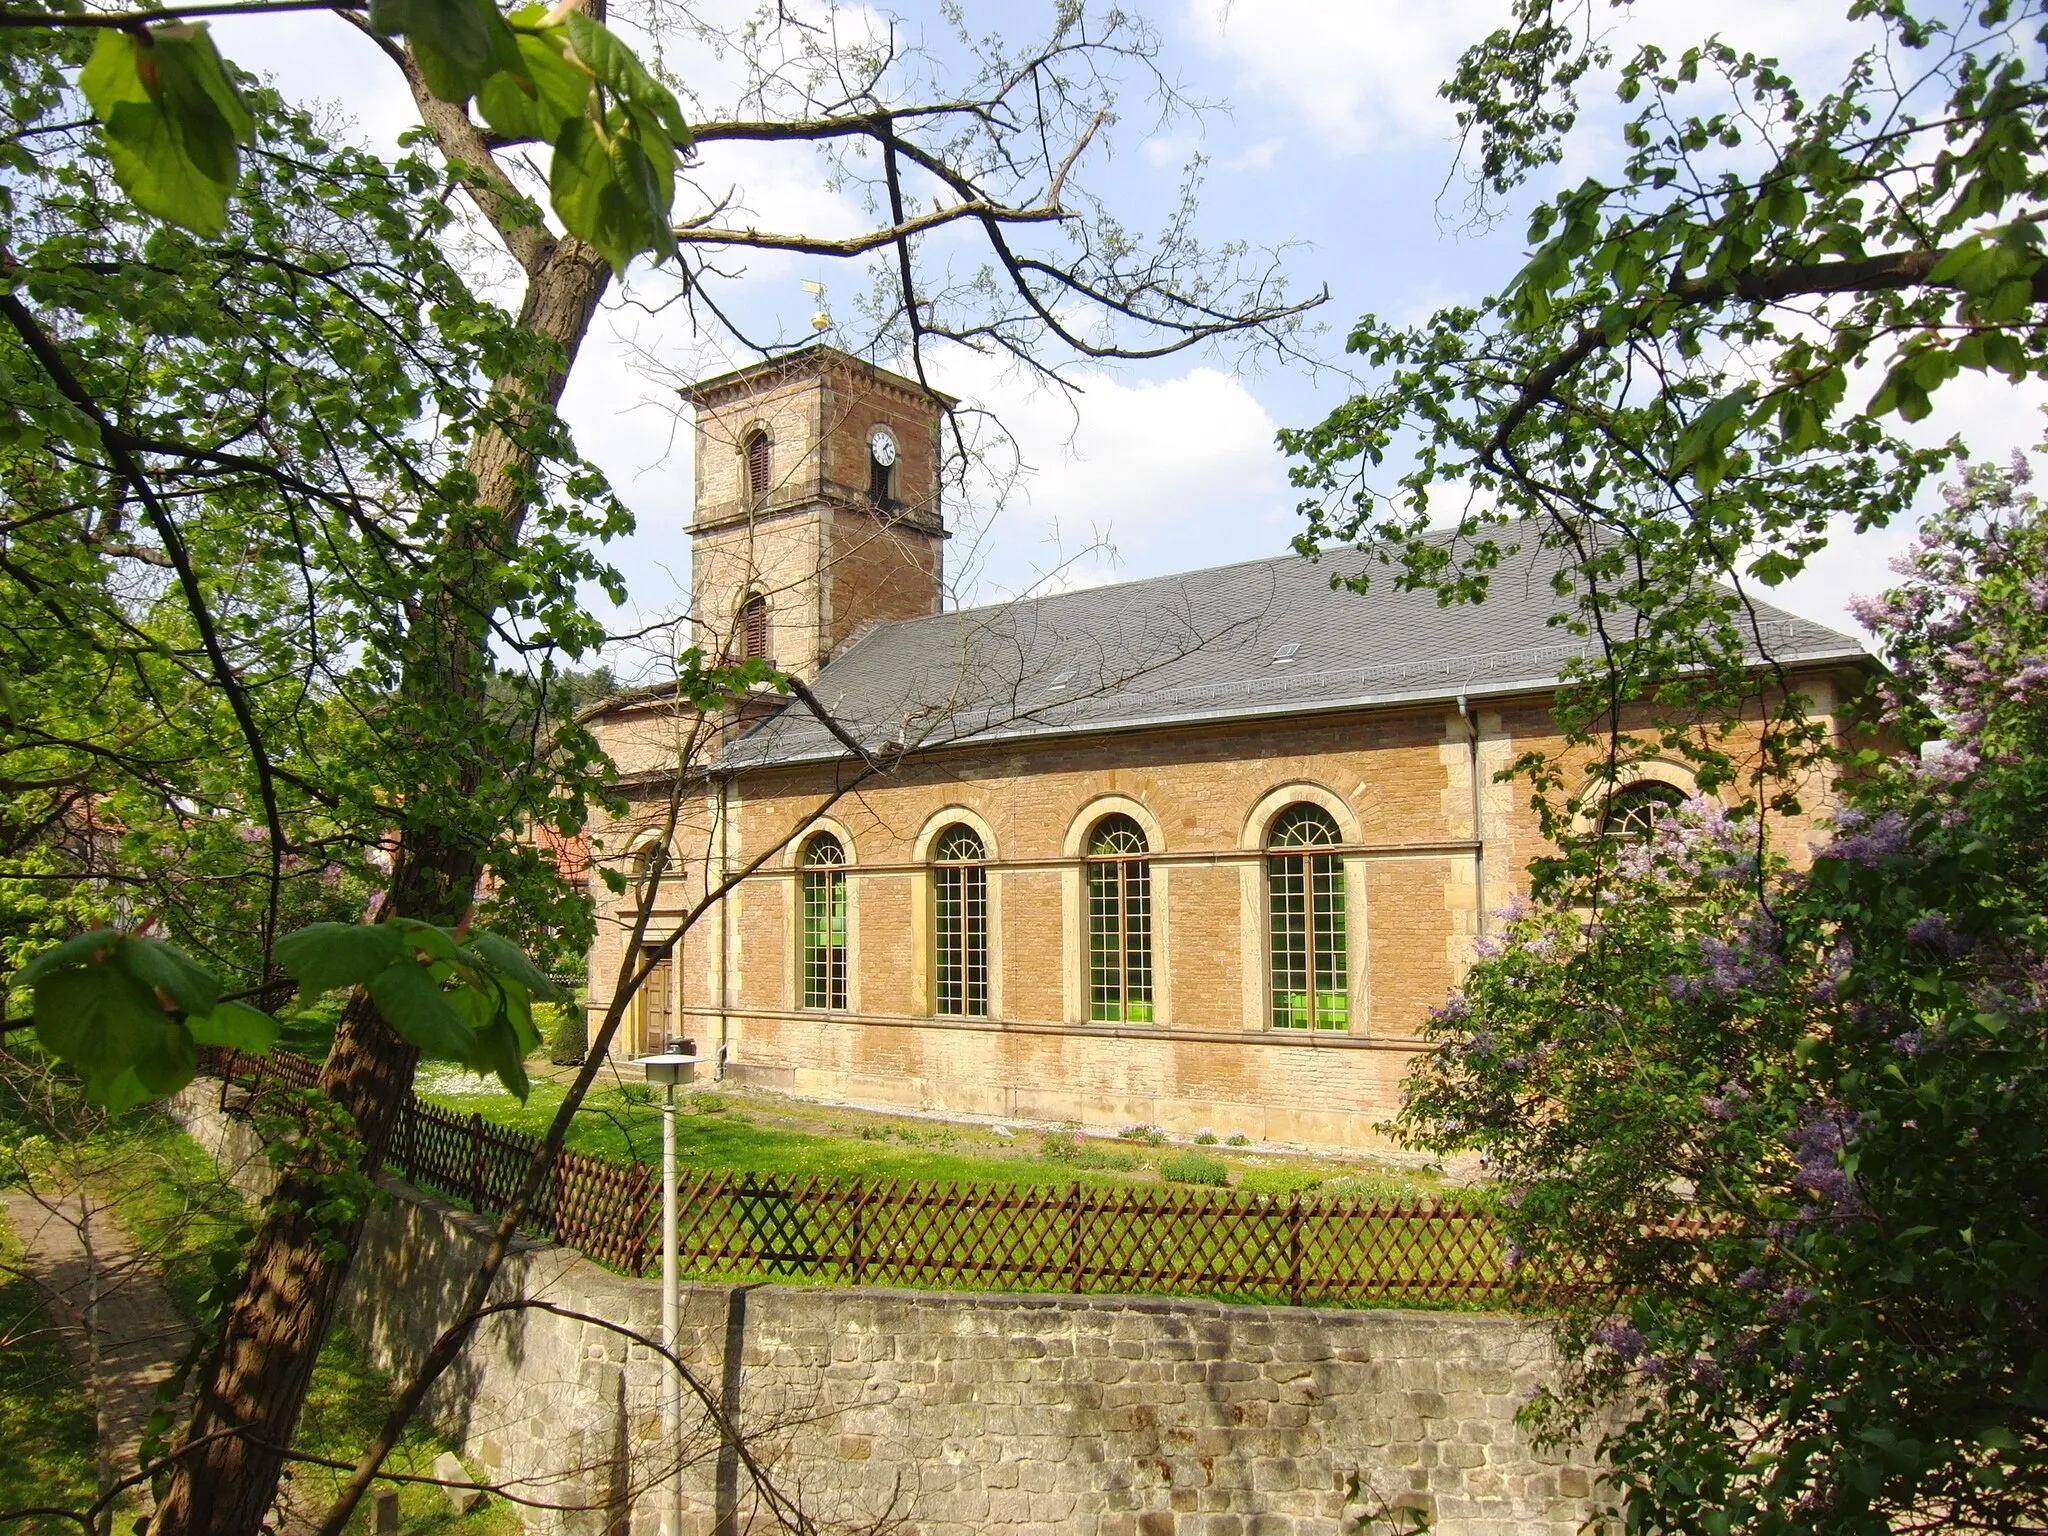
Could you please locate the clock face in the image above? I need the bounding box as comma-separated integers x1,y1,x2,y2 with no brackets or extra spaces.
868,428,898,467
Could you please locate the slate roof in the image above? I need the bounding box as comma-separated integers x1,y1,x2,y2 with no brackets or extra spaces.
715,524,1871,770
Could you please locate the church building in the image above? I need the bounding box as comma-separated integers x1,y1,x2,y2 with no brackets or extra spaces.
582,348,1870,1151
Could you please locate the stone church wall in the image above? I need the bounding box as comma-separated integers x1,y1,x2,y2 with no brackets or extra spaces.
585,682,1846,1151
171,1082,1609,1536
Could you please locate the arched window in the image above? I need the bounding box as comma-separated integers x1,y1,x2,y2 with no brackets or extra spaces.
738,593,769,661
1267,804,1349,1031
932,824,988,1017
1604,780,1686,839
1085,814,1153,1022
745,429,772,505
800,833,847,1009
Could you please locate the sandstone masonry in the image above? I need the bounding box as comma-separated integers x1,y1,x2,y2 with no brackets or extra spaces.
174,1086,1608,1536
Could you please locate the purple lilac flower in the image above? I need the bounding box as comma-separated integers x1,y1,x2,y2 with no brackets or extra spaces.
1504,1242,1523,1270
1766,1285,1819,1320
1689,1356,1725,1393
1592,1322,1649,1361
1906,912,1971,957
1638,1355,1670,1380
1892,1028,1936,1056
1788,1102,1864,1219
1823,809,1910,867
1431,993,1470,1024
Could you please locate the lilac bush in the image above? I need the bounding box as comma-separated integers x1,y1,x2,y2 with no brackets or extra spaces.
1398,450,2048,1533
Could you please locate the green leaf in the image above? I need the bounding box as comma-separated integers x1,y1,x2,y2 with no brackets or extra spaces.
468,930,559,1000
131,1016,198,1094
386,0,515,103
475,28,589,144
185,999,279,1053
33,961,169,1086
366,959,473,1058
464,1013,530,1100
78,24,254,238
116,937,220,1015
390,916,463,965
16,929,121,986
276,922,405,997
562,13,690,143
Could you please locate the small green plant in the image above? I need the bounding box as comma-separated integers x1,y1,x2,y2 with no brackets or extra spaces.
1158,1151,1230,1187
1192,1131,1218,1146
1226,1133,1251,1147
857,1124,889,1141
690,1094,729,1115
1117,1123,1167,1145
1039,1129,1082,1163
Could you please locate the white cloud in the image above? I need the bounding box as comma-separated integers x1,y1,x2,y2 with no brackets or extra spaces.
1179,0,1881,157
929,354,1296,604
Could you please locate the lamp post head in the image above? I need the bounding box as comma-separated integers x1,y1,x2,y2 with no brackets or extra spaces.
637,1054,700,1087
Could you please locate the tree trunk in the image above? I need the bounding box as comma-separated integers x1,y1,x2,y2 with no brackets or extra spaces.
150,233,609,1536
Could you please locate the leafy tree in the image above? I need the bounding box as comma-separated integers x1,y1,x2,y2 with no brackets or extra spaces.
2,2,1314,1530
1284,0,2046,829
1281,5,2048,1529
1399,449,2048,1533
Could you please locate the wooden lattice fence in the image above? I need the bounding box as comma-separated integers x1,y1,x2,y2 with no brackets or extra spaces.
201,1047,1550,1307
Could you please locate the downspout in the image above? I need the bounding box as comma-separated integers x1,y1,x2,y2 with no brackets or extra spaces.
715,768,733,1080
1457,693,1487,939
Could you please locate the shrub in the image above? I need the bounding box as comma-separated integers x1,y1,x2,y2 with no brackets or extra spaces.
1192,1131,1218,1146
542,1000,586,1066
1158,1151,1229,1187
1226,1133,1251,1147
1117,1123,1168,1145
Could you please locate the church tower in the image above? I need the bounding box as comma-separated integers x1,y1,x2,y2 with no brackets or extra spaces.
682,347,951,680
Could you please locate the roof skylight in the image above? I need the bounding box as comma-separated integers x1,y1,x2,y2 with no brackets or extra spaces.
1271,642,1301,665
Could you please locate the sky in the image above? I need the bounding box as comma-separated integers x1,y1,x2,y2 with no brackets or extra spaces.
210,0,2048,666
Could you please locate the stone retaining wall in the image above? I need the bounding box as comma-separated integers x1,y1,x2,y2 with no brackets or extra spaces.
170,1086,1606,1536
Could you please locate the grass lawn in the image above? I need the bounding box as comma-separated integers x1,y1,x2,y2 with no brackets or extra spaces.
415,1059,1444,1201
0,1209,98,1535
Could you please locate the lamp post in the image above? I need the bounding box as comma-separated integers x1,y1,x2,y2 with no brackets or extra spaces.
638,1045,698,1536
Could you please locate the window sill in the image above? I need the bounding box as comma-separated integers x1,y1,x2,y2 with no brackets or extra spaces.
679,1004,1416,1049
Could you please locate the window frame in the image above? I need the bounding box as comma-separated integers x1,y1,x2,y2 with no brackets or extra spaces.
1265,803,1350,1031
799,832,848,1010
931,824,989,1017
1084,813,1154,1023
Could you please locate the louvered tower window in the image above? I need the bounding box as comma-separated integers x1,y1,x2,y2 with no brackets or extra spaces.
932,824,988,1017
745,430,772,505
1268,804,1349,1030
738,593,769,661
1086,814,1153,1022
801,833,848,1009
